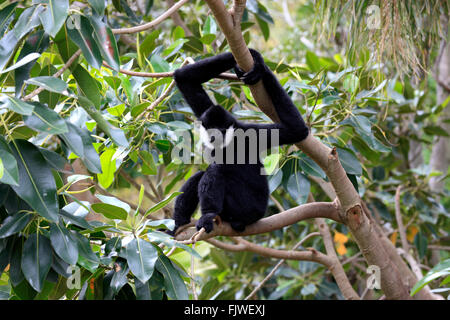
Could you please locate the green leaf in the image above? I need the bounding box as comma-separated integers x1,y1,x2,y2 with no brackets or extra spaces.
298,153,327,179
0,32,19,72
155,255,188,300
21,233,53,292
0,3,18,36
0,53,41,75
88,0,106,15
143,192,182,219
0,136,19,186
59,206,92,229
268,169,283,194
0,96,35,115
411,259,450,296
91,203,128,220
97,148,117,189
140,150,157,175
423,125,450,137
67,15,103,69
72,231,99,272
88,16,120,71
263,153,281,175
39,148,66,171
25,76,68,94
23,102,68,134
155,139,171,153
50,222,78,265
414,231,428,259
60,122,102,173
109,258,129,294
15,31,50,96
72,65,102,108
126,238,158,283
286,172,310,204
13,5,44,39
10,140,59,222
95,194,131,213
0,212,33,239
336,148,362,176
39,0,69,38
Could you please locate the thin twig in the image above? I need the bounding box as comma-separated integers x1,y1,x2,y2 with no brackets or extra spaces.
111,0,190,34
395,186,409,252
244,232,321,300
23,49,82,101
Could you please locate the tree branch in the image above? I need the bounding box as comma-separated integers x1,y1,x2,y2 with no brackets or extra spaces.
175,200,342,241
111,0,190,34
394,186,409,252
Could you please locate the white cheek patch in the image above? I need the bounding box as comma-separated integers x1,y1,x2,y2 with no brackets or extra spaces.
199,125,234,149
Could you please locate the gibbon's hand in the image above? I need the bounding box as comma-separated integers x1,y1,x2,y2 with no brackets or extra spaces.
234,48,266,85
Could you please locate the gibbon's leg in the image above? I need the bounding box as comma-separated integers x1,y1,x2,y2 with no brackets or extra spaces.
172,171,205,232
197,165,225,233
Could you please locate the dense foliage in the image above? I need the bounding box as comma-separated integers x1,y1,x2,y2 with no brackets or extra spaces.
0,0,448,300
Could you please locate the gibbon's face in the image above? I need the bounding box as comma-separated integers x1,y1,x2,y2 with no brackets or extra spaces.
199,124,234,149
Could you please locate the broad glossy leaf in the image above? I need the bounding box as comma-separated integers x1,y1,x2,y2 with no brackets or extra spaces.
72,63,102,107
59,206,92,229
155,255,188,300
0,2,17,36
0,136,19,186
23,102,68,134
21,233,53,292
10,140,59,222
268,169,283,194
37,64,62,108
72,231,99,272
95,194,130,213
97,148,117,189
67,15,102,69
39,0,69,38
411,259,450,296
126,238,158,283
298,153,327,179
25,76,68,95
60,122,102,173
0,53,40,75
0,96,34,115
38,148,66,171
140,150,157,175
91,203,128,220
9,238,25,286
143,192,181,219
0,212,32,239
110,258,129,294
88,16,120,71
13,5,44,39
286,172,310,204
50,223,78,265
88,0,106,15
15,30,49,95
336,147,362,176
0,31,19,71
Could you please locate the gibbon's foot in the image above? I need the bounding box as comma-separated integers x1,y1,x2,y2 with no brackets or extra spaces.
196,213,217,233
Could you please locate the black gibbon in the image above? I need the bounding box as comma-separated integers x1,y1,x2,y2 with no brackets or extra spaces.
170,49,309,234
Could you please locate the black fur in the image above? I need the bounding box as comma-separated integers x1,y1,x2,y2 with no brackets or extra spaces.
171,49,309,234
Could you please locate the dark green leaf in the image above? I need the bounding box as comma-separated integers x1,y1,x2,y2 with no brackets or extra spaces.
336,148,362,176
411,259,450,296
0,212,32,239
0,136,19,186
60,122,102,173
0,96,34,115
88,0,106,15
126,238,158,283
50,223,78,265
39,0,69,38
88,16,120,71
91,203,128,220
25,76,68,94
286,172,310,204
155,255,188,300
23,102,68,134
13,5,44,39
10,140,59,222
72,232,99,273
21,232,53,292
38,148,67,171
67,15,102,69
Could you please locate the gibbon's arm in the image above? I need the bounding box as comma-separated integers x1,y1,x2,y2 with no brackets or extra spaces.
173,53,237,118
237,49,310,145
